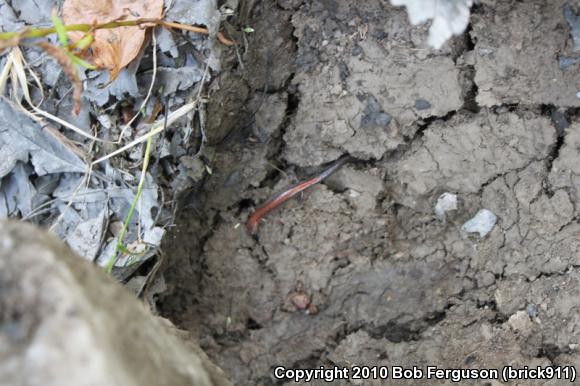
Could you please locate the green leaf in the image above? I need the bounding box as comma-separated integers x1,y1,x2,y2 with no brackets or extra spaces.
70,54,96,70
73,33,94,50
116,244,131,254
243,26,255,33
51,9,68,46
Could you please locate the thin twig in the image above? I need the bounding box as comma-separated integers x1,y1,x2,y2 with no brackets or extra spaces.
117,30,158,142
91,100,197,165
191,59,210,151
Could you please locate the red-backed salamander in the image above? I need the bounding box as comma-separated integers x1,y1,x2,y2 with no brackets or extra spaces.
246,155,352,235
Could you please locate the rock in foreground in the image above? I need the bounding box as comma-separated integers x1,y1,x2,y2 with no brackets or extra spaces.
0,221,231,386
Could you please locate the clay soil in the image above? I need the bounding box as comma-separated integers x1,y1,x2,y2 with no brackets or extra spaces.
159,1,580,384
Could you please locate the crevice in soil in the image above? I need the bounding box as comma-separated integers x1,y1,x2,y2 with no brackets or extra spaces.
395,110,460,158
526,267,576,282
461,66,480,114
366,320,421,342
537,344,566,362
487,306,508,325
359,305,451,343
546,118,567,170
457,20,480,114
247,77,299,193
270,76,300,158
542,104,568,197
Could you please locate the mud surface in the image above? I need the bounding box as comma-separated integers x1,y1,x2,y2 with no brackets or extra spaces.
160,1,580,384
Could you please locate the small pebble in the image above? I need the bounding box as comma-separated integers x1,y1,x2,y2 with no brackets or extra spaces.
434,192,458,220
290,293,311,311
550,109,570,130
559,56,580,70
462,209,497,237
527,303,539,318
414,99,431,110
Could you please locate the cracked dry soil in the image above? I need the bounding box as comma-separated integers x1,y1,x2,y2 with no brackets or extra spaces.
159,1,580,384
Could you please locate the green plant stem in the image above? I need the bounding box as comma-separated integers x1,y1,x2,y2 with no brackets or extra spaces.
0,18,234,46
0,19,153,40
105,133,154,273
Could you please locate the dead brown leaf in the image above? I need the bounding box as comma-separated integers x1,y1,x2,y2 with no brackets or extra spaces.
36,42,83,115
62,0,163,80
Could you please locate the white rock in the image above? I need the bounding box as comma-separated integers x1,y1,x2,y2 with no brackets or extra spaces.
462,209,497,237
434,192,458,219
508,310,534,337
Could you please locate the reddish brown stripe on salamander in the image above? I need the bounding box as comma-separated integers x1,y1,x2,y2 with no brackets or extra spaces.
246,155,351,235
